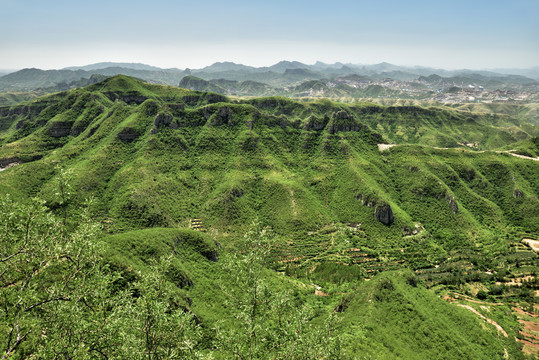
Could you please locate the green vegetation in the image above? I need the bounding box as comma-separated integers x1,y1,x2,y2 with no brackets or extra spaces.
0,75,537,358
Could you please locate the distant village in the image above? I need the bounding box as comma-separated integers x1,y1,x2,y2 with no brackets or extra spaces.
319,76,539,103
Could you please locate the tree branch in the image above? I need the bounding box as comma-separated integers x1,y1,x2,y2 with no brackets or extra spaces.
2,330,30,360
24,296,70,312
1,250,27,263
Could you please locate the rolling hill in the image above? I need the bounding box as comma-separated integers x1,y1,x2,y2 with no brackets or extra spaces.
0,75,537,358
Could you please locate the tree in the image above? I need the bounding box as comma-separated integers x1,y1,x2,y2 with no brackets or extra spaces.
0,195,104,358
112,258,202,360
0,195,202,359
215,219,340,359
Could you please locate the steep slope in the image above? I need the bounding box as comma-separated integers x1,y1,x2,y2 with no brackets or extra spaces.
0,75,536,358
340,270,523,359
0,76,536,262
179,75,227,94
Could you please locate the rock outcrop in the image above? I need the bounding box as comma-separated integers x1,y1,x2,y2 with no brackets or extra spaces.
48,121,73,137
356,193,376,207
104,91,148,105
154,112,173,127
357,194,394,225
0,157,22,168
208,106,233,126
117,127,140,142
303,115,328,131
328,110,365,134
374,204,394,226
445,195,458,214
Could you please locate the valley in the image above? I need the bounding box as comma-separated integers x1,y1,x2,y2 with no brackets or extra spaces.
0,74,537,359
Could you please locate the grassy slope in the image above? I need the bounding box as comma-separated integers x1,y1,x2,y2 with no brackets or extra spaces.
340,270,522,359
0,75,536,358
101,228,526,359
0,77,536,261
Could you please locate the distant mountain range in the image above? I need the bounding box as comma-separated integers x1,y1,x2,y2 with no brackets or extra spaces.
0,61,537,104
63,62,167,72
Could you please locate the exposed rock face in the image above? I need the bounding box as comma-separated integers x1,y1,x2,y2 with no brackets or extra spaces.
402,223,424,236
104,92,148,105
303,115,328,131
165,103,185,114
208,106,233,126
402,227,417,236
371,132,384,142
202,249,219,262
15,120,26,129
71,126,85,136
182,95,201,106
513,189,524,198
154,112,173,127
0,157,22,168
374,204,394,226
117,127,140,142
141,101,159,117
48,121,73,137
445,195,458,214
203,106,214,120
328,110,364,134
356,193,376,207
357,106,384,115
206,93,227,104
6,104,48,117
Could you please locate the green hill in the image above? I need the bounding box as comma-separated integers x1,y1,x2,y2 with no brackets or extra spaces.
0,75,536,358
340,270,523,359
179,75,227,94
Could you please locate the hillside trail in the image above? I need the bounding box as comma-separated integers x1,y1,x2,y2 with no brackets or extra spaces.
377,143,539,161
457,304,508,337
448,291,505,306
289,189,298,217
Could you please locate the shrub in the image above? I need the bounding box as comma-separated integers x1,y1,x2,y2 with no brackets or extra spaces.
476,290,488,300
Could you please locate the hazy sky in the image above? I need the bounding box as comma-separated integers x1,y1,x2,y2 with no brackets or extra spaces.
1,0,538,70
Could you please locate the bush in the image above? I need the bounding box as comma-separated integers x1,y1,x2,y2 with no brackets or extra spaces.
476,290,488,300
489,285,503,296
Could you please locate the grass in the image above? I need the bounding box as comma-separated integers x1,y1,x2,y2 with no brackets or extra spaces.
0,75,536,359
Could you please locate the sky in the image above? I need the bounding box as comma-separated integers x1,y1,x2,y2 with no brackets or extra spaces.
1,0,538,71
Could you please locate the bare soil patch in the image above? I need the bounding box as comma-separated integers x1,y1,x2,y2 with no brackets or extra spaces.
457,304,508,337
522,239,539,252
377,143,396,151
0,162,20,172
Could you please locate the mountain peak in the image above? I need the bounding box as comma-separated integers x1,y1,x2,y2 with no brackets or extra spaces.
198,62,256,73
63,62,163,71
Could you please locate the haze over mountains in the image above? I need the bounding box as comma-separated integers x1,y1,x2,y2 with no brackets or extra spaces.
1,61,538,89
1,61,537,108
